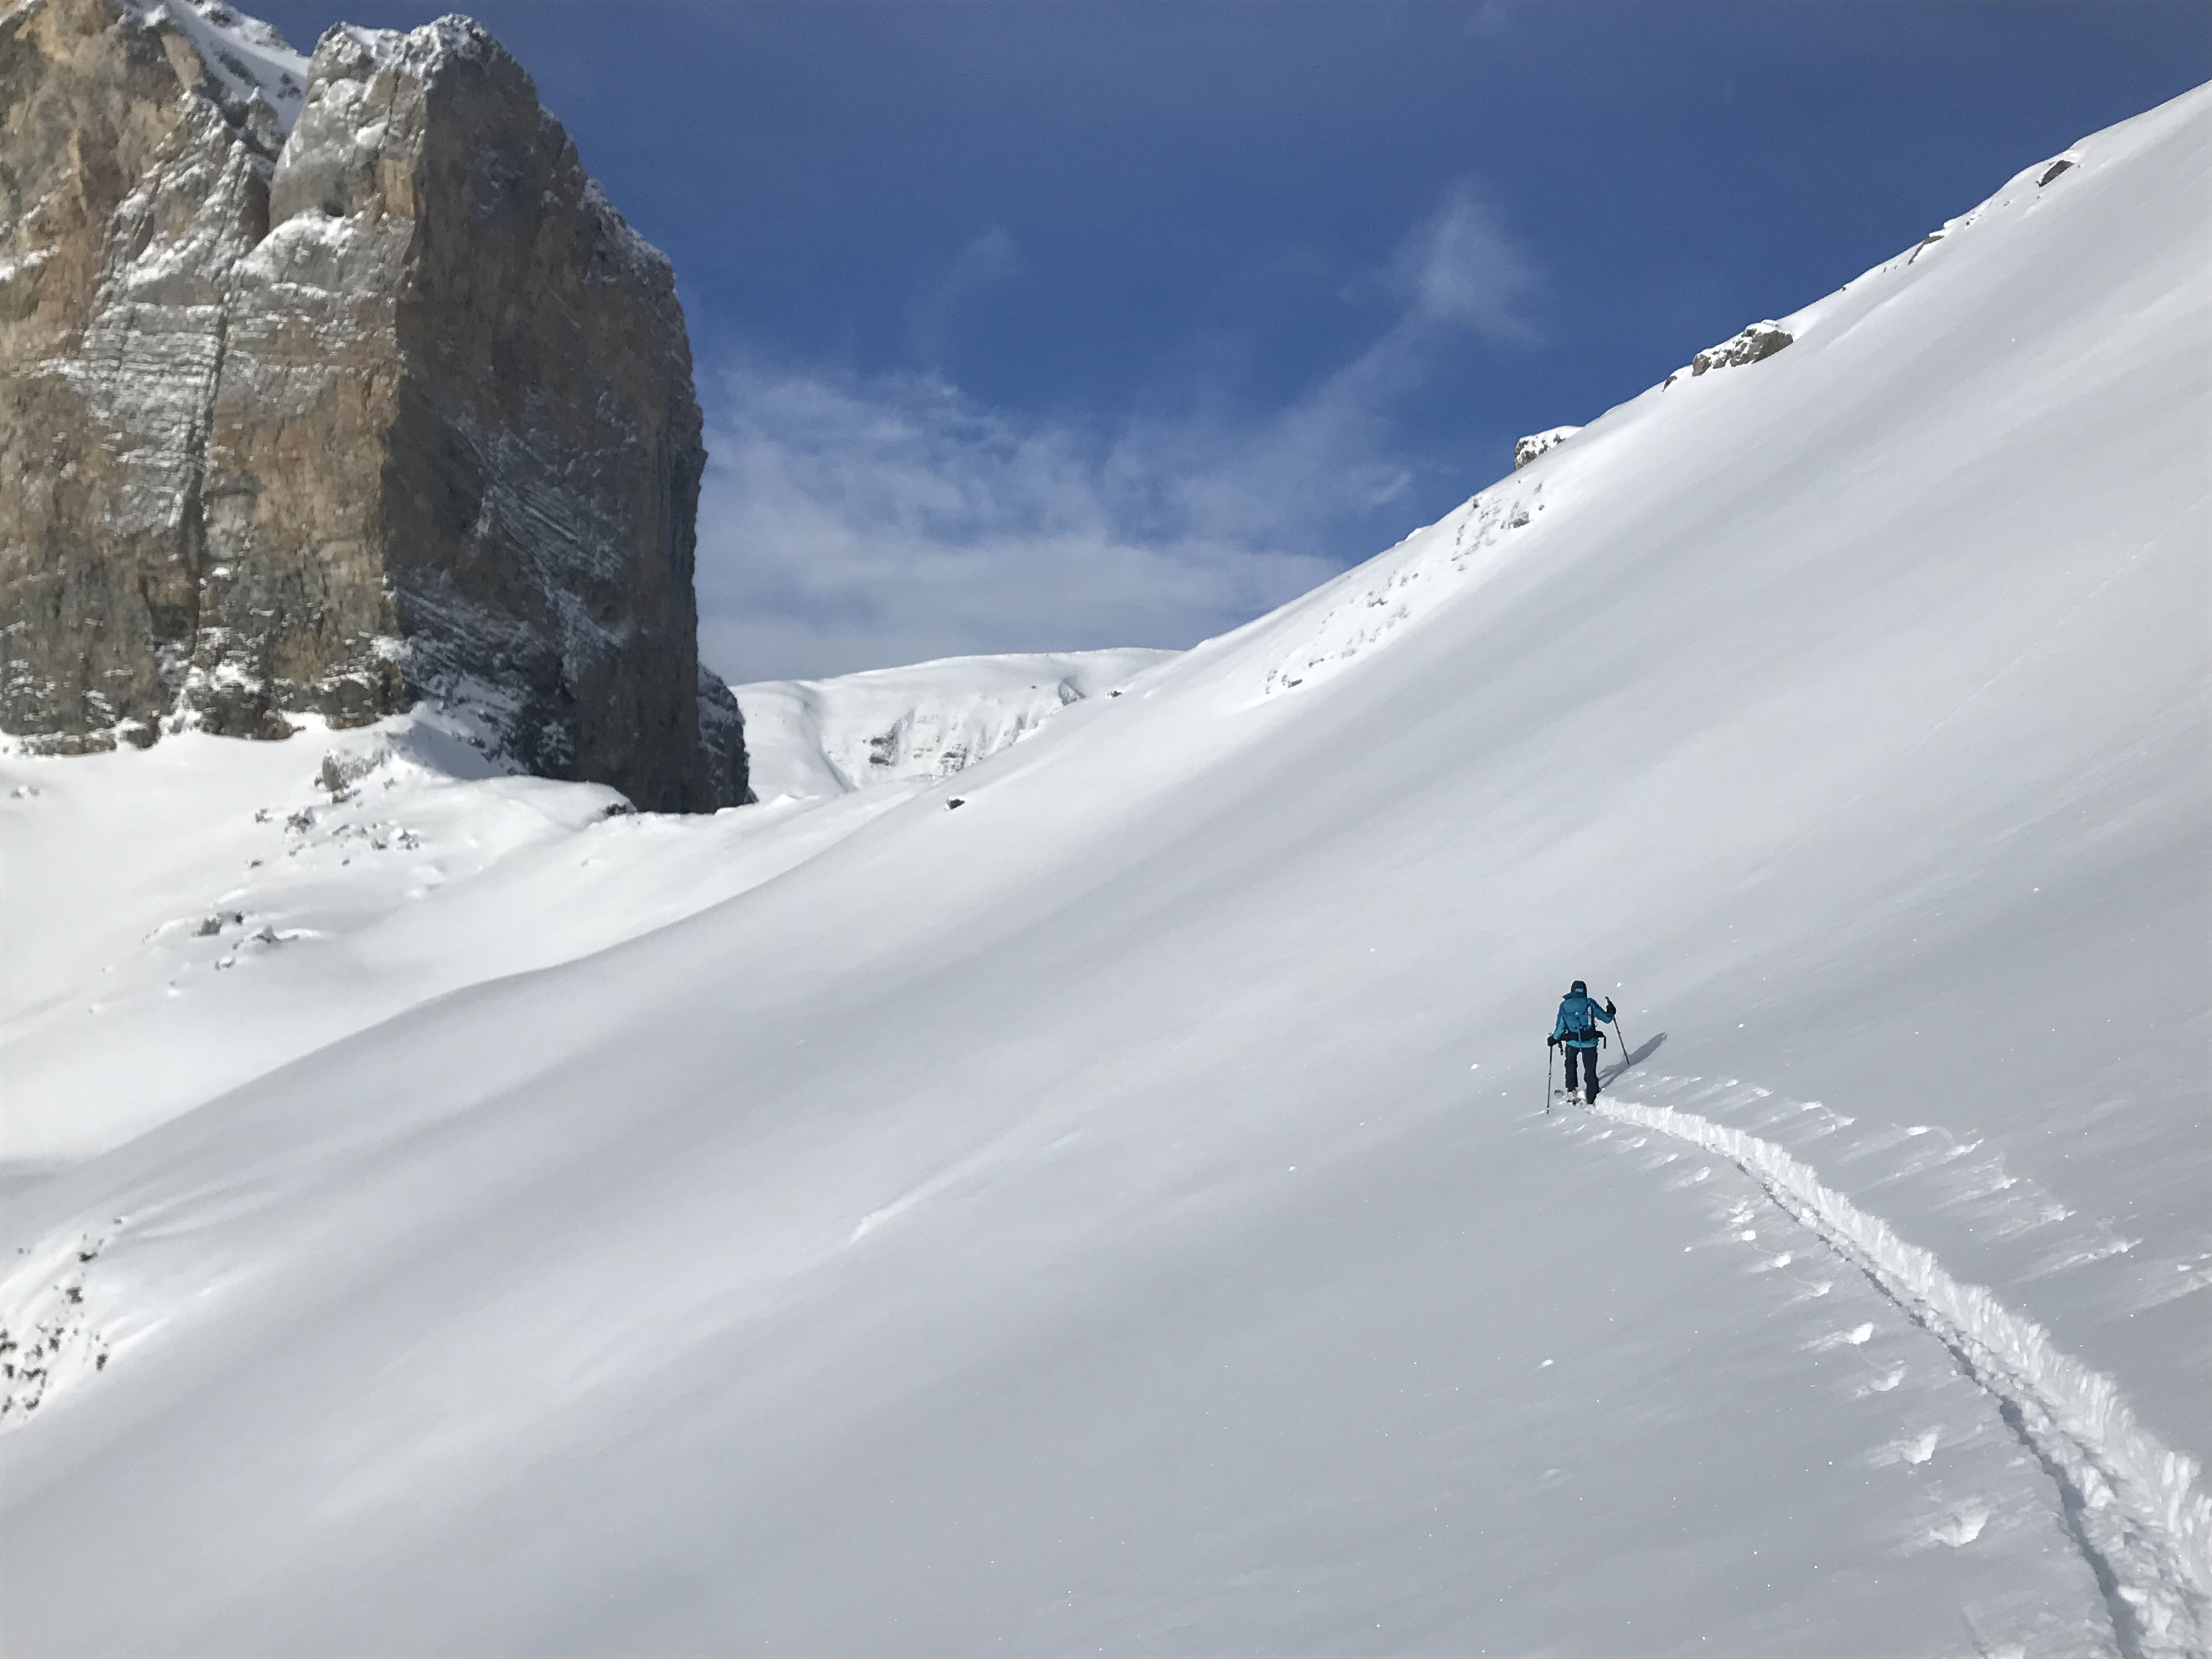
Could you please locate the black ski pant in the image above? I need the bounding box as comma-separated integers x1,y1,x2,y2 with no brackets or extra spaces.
1563,1042,1602,1101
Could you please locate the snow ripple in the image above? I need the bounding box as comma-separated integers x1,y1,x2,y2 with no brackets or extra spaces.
1593,1097,2210,1659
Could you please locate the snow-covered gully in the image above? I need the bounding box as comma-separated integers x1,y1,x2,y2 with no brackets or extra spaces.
1585,1095,2211,1659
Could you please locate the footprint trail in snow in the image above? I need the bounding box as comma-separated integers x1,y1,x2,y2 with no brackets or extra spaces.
1579,1088,2210,1659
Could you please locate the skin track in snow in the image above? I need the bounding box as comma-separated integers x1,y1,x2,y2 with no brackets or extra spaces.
1587,1091,2210,1659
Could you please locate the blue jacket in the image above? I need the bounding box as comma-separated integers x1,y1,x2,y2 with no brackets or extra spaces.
1552,992,1615,1048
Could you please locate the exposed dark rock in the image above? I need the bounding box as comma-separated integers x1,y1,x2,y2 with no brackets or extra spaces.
1690,321,1793,376
695,664,752,808
0,1,748,810
2039,158,2075,187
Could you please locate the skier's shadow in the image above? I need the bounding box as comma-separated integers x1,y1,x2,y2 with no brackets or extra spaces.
1604,1032,1668,1084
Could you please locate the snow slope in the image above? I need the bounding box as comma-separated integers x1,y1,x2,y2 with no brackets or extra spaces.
0,710,920,1169
0,651,1167,1168
1,87,2206,1658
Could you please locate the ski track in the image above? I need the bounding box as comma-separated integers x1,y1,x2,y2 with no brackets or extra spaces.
1583,1090,2210,1659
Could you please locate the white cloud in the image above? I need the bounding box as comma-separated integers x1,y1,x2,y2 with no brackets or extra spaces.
1394,183,1542,345
692,185,1543,684
693,366,1341,684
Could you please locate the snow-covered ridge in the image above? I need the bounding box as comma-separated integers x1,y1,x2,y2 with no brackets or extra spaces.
734,648,1176,802
331,12,493,72
1237,102,2171,718
128,0,308,129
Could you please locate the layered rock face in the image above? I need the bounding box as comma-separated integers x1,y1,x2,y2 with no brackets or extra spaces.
0,0,747,810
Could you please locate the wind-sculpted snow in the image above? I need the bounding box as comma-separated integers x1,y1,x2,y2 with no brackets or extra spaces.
1592,1092,2211,1658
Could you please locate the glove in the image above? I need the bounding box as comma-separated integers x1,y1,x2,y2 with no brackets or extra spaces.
1546,1034,1559,1048
1605,998,1616,1017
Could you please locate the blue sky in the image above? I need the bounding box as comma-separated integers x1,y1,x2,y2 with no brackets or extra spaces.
269,2,2208,681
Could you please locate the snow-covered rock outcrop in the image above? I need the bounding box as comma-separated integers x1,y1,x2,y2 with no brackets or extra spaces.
1513,425,1580,469
0,1,746,810
1662,318,1795,388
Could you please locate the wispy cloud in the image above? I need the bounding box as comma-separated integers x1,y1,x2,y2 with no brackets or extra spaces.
694,368,1340,683
693,184,1544,684
906,225,1023,360
1393,183,1543,345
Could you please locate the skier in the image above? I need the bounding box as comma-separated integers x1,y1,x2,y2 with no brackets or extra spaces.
1547,980,1616,1105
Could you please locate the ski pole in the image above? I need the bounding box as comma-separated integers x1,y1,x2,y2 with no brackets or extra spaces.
1610,1003,1633,1075
1544,1041,1554,1114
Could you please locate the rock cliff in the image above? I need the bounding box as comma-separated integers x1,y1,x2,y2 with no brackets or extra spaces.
0,0,747,810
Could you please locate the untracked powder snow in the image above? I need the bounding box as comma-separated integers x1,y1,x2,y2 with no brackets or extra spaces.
0,79,2206,1659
